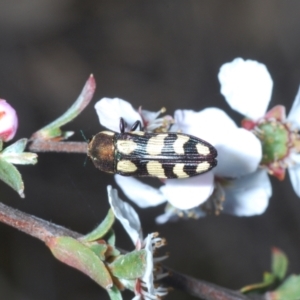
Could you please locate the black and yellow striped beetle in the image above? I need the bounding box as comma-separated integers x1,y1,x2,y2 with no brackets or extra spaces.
87,118,217,179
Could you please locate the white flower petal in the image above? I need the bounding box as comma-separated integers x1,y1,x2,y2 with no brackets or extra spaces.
214,128,262,177
290,153,300,164
115,175,167,208
107,186,142,245
172,108,237,145
141,234,155,295
155,210,178,224
287,86,300,128
223,169,272,216
173,108,262,178
95,98,142,132
288,163,300,197
160,172,214,210
141,109,161,124
218,58,273,119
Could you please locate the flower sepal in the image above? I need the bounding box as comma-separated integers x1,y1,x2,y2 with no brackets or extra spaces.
1,138,38,165
0,138,38,197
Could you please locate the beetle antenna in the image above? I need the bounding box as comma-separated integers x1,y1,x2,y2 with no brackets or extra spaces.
80,130,88,142
131,120,142,131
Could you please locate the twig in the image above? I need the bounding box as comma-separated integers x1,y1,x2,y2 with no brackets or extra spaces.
0,201,80,241
161,266,266,300
0,201,266,300
28,140,88,154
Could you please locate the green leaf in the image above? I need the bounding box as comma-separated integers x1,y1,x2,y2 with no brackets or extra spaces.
240,272,276,293
88,242,108,260
107,229,116,247
80,209,115,243
2,138,27,153
271,247,288,280
0,159,24,197
31,75,96,140
104,230,120,257
47,236,113,289
1,152,38,165
109,250,147,280
267,275,300,300
107,285,123,300
0,139,38,165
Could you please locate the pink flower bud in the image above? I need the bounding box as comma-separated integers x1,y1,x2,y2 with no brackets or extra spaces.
0,99,18,141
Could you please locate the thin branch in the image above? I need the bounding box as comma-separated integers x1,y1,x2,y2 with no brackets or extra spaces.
0,201,266,300
28,140,88,154
161,266,266,300
0,201,80,241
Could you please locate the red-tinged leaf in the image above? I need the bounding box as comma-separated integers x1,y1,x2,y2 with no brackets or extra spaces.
271,247,288,280
266,275,300,300
32,75,96,140
46,236,113,289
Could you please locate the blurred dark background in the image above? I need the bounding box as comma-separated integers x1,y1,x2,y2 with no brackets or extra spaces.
0,1,300,299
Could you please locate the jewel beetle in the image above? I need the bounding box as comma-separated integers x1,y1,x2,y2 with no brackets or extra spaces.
88,118,217,179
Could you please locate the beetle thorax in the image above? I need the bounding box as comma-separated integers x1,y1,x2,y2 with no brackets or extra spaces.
88,131,115,173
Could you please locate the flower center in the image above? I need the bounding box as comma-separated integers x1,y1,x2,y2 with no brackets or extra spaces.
255,120,290,165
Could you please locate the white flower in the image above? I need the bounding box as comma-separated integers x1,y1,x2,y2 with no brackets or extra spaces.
95,97,172,133
218,58,273,120
155,169,272,224
96,96,268,220
107,186,168,299
107,185,142,247
219,57,300,197
95,98,142,133
0,99,18,142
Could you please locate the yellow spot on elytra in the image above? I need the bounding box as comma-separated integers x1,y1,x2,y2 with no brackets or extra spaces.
117,160,137,173
196,162,210,173
146,134,168,155
196,143,210,156
146,161,167,178
173,135,189,154
117,140,137,155
130,131,145,136
173,163,188,178
100,131,114,136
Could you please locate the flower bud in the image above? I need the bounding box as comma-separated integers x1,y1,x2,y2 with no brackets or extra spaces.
0,99,18,141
